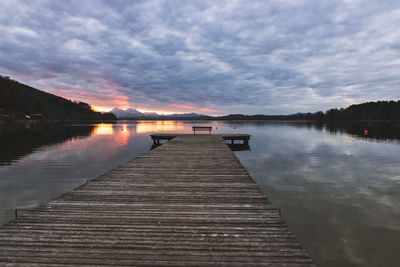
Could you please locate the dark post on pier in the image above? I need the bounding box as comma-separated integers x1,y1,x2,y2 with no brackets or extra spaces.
0,134,314,266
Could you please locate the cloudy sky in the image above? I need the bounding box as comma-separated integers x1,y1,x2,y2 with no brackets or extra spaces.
1,0,399,115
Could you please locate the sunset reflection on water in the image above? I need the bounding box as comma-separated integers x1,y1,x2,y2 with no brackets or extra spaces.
114,124,130,146
1,121,400,267
91,121,191,146
135,120,185,133
93,121,187,137
93,123,114,135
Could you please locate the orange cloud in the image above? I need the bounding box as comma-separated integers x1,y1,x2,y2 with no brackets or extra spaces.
92,106,112,112
43,85,222,115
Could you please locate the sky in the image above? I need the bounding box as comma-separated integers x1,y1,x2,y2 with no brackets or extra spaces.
1,0,400,115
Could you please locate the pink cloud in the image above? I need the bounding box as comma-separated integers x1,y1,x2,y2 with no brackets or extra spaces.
199,107,220,113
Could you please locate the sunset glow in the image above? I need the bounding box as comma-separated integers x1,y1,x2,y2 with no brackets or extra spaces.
91,105,214,116
114,124,130,145
92,106,113,112
93,121,186,138
1,1,399,266
93,124,114,135
2,1,400,115
136,109,175,115
136,121,184,133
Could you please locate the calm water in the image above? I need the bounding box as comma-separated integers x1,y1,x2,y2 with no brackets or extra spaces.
0,120,399,267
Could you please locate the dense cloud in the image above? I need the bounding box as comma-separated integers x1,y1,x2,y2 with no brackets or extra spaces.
1,0,399,114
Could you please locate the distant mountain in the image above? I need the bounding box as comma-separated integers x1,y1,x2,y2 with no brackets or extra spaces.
111,108,206,119
0,75,116,121
111,108,149,118
165,113,206,118
110,108,158,118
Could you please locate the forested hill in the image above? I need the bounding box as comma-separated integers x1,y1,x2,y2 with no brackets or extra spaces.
0,76,116,121
217,100,400,121
321,101,400,121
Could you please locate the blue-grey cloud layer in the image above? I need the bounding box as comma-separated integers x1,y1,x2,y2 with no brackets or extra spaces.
1,0,399,114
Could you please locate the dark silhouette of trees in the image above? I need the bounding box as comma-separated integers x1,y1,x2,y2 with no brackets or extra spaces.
0,76,116,121
214,101,400,121
1,75,398,122
323,101,400,121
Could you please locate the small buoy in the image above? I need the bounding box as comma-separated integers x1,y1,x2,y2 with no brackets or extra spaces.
364,130,368,135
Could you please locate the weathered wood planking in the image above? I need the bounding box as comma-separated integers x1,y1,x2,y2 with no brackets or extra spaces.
0,134,314,266
151,133,250,145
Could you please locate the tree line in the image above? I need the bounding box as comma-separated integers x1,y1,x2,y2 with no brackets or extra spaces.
217,100,400,121
0,76,116,121
1,75,398,122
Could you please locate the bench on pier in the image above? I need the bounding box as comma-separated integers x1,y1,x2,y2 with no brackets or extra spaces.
193,126,212,134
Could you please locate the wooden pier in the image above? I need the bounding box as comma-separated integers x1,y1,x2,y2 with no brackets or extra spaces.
0,134,314,266
151,133,250,145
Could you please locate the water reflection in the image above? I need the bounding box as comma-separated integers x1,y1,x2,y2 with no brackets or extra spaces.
0,123,94,165
93,123,114,135
324,122,400,142
228,143,250,151
0,122,150,227
257,121,400,142
136,120,185,133
0,121,399,267
233,122,400,267
222,121,400,142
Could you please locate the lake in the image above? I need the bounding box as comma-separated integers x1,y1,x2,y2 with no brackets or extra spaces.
0,120,399,267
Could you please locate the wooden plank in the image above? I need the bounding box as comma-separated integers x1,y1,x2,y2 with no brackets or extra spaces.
0,134,314,266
